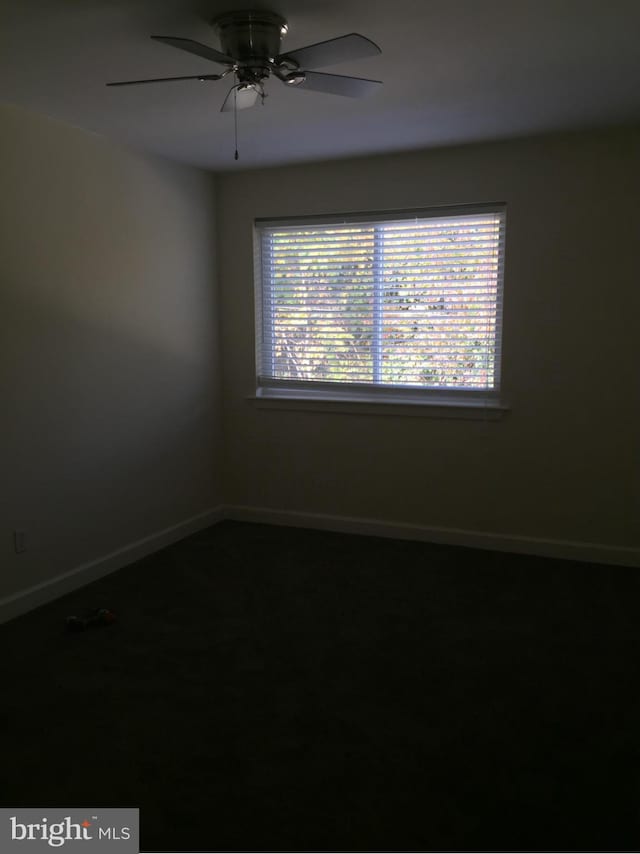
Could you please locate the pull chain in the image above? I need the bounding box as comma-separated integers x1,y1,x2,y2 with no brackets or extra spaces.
233,78,239,161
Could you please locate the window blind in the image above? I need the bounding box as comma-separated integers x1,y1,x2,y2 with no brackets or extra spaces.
255,206,506,402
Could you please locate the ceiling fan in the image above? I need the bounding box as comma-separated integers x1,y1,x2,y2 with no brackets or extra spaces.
106,10,382,112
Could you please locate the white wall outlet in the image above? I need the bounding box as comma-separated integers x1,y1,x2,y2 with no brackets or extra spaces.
13,530,26,554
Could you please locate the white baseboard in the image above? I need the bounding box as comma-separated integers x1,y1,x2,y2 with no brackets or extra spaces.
3,503,637,625
223,505,640,568
0,507,224,625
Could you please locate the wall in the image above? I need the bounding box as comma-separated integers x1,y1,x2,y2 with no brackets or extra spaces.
217,128,639,559
0,102,221,604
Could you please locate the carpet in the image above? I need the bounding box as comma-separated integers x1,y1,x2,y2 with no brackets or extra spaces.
2,521,639,851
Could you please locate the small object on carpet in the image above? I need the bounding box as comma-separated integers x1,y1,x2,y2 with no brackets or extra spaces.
65,608,117,632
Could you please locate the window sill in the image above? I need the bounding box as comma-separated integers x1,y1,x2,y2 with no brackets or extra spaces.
249,391,509,420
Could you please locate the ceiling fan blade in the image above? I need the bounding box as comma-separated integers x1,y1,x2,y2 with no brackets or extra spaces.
293,71,382,98
220,84,260,113
106,73,222,87
151,36,235,66
277,33,380,70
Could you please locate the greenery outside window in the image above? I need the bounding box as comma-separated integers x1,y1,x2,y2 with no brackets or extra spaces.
254,204,506,410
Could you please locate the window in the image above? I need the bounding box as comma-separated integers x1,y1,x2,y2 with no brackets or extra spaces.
254,204,506,410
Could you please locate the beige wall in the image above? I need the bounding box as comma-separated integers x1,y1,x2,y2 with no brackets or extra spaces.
217,129,639,551
1,110,636,604
0,102,221,599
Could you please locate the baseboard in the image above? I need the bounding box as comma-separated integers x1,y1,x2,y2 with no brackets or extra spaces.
224,505,640,568
0,507,224,625
3,503,636,626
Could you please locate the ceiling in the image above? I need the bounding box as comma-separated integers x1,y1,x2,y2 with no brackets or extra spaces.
1,0,640,171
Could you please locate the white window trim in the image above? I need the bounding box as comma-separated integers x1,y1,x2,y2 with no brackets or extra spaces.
254,203,507,415
250,392,508,420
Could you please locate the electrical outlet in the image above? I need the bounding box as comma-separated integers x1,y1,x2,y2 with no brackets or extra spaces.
13,530,26,554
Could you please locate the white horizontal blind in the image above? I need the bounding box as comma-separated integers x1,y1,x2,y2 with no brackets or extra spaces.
256,206,505,398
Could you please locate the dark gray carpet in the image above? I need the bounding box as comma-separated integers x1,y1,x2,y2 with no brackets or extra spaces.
2,520,640,852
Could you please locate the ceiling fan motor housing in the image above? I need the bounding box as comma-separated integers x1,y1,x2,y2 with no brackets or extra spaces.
212,10,288,81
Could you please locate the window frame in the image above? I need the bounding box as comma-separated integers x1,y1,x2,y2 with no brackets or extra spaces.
253,203,507,416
